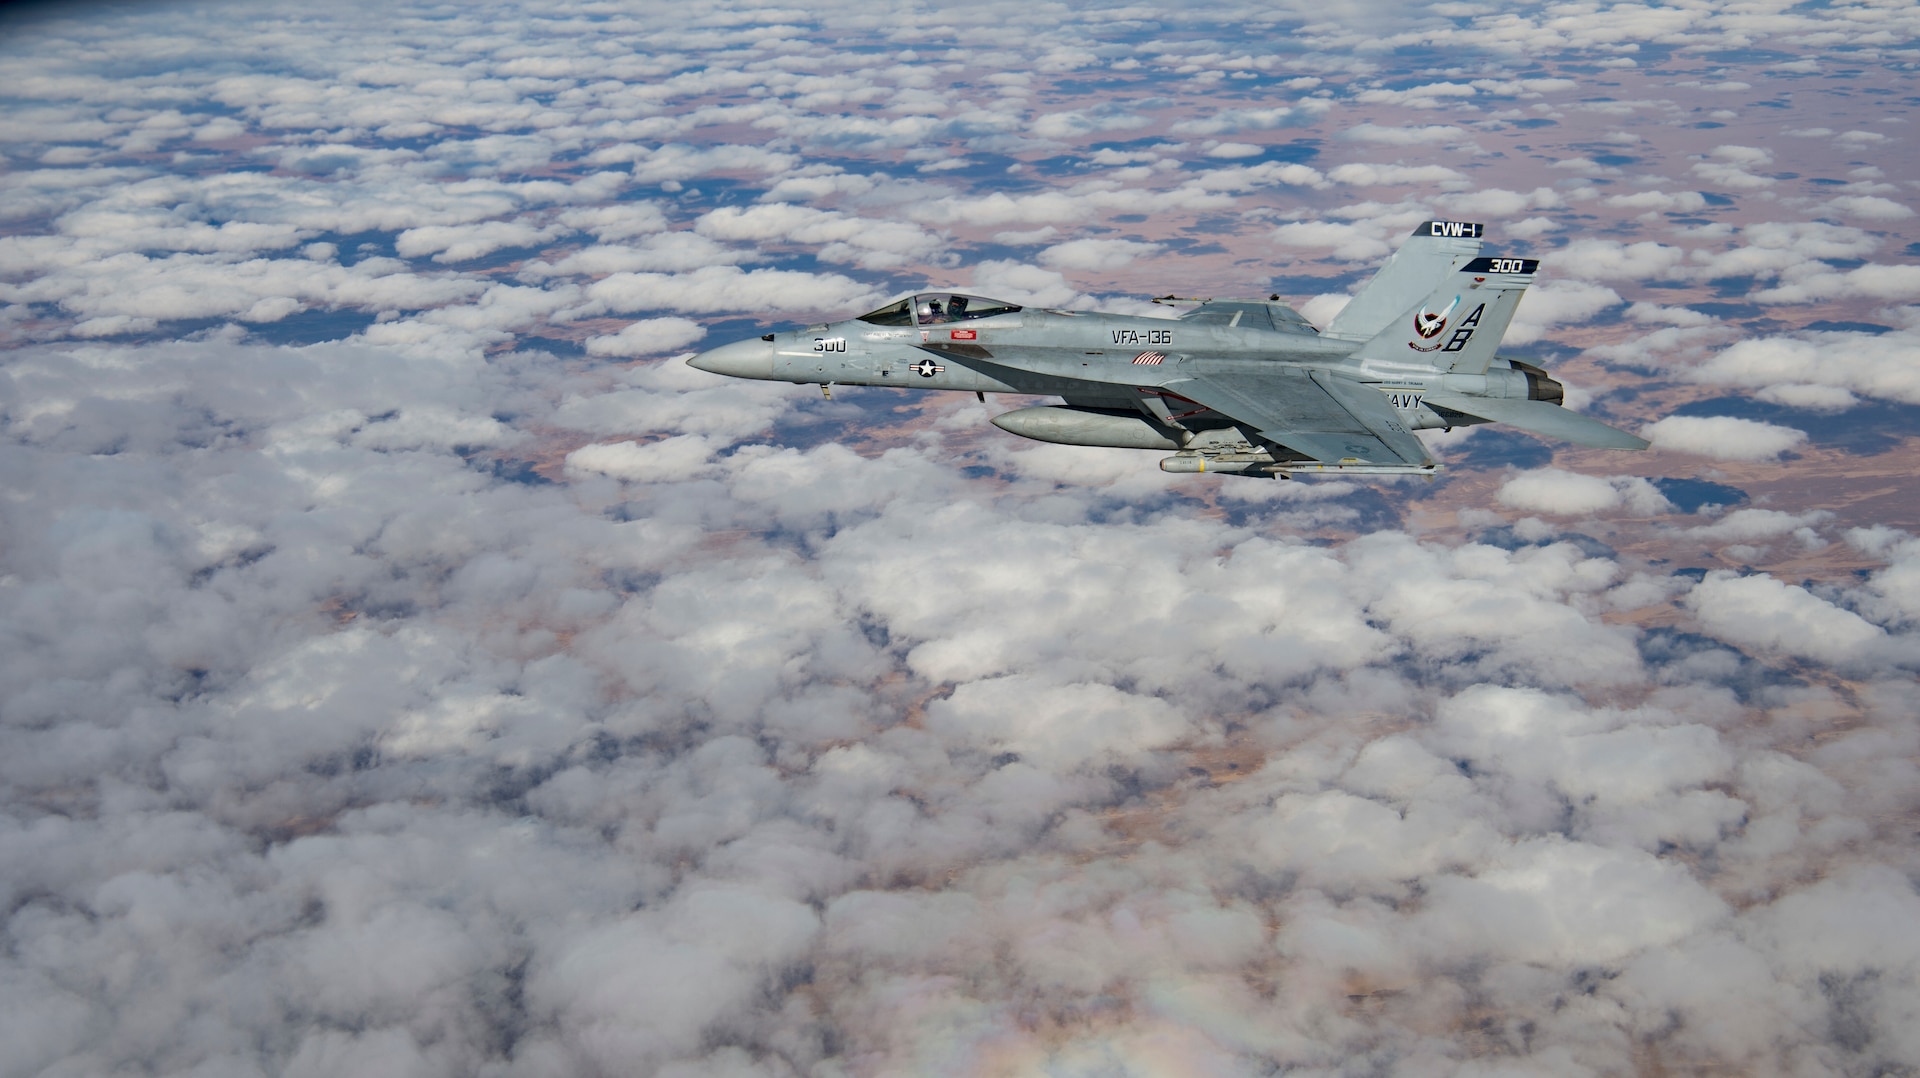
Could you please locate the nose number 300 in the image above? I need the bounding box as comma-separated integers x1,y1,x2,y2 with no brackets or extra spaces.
812,337,847,352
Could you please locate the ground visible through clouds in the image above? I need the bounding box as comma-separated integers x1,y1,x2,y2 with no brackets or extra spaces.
3,2,1920,1075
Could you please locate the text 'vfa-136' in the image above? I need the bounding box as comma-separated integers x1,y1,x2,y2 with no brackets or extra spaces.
687,221,1648,480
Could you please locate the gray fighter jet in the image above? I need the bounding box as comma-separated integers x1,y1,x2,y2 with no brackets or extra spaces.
686,220,1646,479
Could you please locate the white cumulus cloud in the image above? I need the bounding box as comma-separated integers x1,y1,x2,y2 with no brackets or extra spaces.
1643,416,1808,461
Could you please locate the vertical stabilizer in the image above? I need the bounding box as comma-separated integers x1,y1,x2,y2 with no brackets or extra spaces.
1323,220,1485,341
1350,254,1538,375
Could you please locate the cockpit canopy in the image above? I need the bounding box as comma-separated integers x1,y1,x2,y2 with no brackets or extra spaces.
858,293,1022,327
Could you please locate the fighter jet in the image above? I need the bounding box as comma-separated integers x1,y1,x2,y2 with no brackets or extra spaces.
686,220,1646,479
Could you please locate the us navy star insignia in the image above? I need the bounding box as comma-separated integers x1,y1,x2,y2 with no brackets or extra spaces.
911,359,944,377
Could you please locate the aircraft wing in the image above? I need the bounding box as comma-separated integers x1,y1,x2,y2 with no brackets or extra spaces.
1165,367,1433,467
1420,392,1649,450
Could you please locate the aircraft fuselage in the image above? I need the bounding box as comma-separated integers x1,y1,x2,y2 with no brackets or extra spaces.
689,304,1543,435
685,222,1646,477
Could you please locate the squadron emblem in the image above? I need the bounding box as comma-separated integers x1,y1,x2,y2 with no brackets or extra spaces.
1408,295,1461,352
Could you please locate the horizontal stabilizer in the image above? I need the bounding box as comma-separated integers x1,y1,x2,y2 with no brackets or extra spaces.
1421,392,1649,450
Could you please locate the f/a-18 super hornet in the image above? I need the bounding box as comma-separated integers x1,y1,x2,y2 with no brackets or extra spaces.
686,220,1647,479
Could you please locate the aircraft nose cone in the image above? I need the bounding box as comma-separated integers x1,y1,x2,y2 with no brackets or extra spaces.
687,336,775,379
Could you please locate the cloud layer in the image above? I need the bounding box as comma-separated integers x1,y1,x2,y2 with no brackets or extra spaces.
9,330,1920,1076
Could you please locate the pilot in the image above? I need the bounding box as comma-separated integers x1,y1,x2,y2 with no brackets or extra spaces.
918,298,945,323
947,295,969,320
